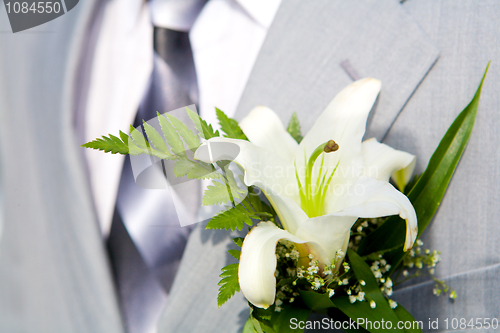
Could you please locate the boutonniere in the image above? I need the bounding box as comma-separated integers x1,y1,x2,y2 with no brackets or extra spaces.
83,64,489,333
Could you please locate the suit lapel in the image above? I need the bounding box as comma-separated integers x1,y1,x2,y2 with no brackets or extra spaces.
235,0,439,141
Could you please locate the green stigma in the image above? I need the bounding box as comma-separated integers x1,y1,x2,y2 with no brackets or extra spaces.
296,140,340,218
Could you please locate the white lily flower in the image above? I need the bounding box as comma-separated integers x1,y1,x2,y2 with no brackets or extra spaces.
194,78,417,309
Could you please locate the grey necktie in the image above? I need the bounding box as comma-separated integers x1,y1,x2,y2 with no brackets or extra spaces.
107,24,201,333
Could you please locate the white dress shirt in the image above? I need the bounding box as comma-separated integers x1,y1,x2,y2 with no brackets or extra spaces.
83,0,281,236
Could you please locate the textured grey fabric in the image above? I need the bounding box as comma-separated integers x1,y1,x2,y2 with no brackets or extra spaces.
157,223,249,333
235,0,439,140
0,1,124,332
159,0,499,332
385,0,500,329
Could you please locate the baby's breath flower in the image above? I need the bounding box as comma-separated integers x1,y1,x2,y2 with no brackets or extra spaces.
343,262,350,272
312,278,322,290
290,249,300,260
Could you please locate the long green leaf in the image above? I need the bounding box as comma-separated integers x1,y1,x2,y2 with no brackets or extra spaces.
393,305,424,333
357,63,489,263
243,317,257,333
299,290,335,311
270,304,311,333
331,250,404,333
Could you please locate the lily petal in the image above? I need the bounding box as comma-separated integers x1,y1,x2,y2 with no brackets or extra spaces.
265,191,309,234
195,137,298,197
326,176,417,251
239,221,328,308
239,106,298,163
297,78,382,176
294,215,357,261
361,138,416,191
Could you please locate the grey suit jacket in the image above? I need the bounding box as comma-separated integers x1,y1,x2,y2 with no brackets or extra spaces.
0,0,498,332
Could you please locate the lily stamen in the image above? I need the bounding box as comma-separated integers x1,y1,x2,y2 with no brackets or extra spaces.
299,140,340,217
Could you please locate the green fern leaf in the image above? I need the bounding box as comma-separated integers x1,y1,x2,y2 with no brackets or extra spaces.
217,263,240,307
216,108,248,140
227,249,241,260
81,134,129,155
287,112,303,143
165,113,200,151
129,125,150,150
233,237,244,247
202,181,232,206
142,121,173,157
186,107,219,139
206,204,254,231
157,113,186,156
174,157,218,180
